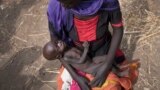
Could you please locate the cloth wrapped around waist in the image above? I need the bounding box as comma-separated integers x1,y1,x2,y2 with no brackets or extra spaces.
57,59,140,90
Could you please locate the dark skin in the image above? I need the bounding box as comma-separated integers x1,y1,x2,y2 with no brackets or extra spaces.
43,40,120,77
45,0,124,88
43,40,102,74
43,37,133,89
63,41,122,75
45,20,92,89
43,40,114,89
63,42,105,75
61,27,124,88
43,41,61,60
43,41,91,90
63,41,89,64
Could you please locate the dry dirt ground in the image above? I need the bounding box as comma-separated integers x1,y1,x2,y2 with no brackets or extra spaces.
0,0,160,90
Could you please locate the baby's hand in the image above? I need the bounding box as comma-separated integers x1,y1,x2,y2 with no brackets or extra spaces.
57,40,66,52
82,41,89,48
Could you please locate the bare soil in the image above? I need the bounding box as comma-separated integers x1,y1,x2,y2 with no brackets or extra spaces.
0,0,160,90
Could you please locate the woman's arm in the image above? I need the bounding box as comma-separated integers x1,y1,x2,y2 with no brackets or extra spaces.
90,9,124,87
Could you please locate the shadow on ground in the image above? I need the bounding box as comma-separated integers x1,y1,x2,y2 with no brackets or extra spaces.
0,46,46,90
0,0,37,54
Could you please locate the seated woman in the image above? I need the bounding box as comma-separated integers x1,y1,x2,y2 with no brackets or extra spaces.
43,40,140,90
43,40,92,90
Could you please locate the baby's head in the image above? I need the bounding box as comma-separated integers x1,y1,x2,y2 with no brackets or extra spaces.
43,41,66,60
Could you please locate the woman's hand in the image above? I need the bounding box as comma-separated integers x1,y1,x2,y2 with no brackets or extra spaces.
90,55,113,87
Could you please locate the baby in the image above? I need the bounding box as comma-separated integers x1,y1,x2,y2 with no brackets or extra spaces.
43,40,121,75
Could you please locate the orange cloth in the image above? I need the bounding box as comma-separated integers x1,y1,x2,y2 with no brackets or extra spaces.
57,67,64,90
57,60,140,90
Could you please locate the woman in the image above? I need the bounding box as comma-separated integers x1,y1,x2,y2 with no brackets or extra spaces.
44,0,128,89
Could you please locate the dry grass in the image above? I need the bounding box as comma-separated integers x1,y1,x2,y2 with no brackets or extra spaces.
120,0,160,89
138,11,160,44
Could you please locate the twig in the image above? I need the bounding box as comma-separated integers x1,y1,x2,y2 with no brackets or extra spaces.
124,31,142,34
136,43,148,49
41,80,57,83
28,6,35,12
140,77,152,87
13,36,27,43
43,70,60,74
148,60,151,75
138,31,160,43
136,40,149,49
28,33,48,37
24,13,34,16
16,21,24,32
24,14,45,17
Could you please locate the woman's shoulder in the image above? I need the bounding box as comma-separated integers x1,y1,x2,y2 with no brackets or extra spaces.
47,0,66,15
101,0,120,11
47,0,70,24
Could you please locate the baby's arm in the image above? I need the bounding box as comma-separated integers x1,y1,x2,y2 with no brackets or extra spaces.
64,41,89,64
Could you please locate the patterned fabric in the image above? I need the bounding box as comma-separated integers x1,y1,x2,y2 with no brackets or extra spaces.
57,60,140,90
74,16,99,41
